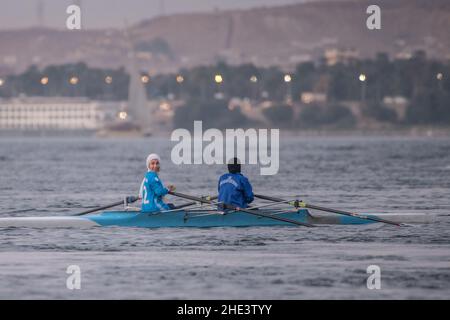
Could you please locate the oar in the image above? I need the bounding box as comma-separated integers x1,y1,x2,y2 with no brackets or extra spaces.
1,208,35,215
254,194,405,227
170,195,218,210
169,191,315,227
72,196,139,216
171,202,197,210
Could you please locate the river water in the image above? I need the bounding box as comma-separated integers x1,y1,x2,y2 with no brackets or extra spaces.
0,135,449,299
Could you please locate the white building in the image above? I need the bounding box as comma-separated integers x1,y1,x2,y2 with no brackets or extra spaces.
301,92,327,104
0,97,116,130
383,96,409,120
324,48,360,66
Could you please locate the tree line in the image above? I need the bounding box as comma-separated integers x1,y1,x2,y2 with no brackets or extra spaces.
0,51,449,127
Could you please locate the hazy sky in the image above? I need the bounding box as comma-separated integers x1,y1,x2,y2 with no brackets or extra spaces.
0,0,310,30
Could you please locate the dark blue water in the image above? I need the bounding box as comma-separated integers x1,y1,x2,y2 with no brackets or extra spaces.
0,136,449,299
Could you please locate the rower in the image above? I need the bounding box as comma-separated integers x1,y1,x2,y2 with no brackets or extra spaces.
218,157,254,209
139,153,175,213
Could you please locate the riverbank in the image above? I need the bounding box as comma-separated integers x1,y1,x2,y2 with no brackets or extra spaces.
1,126,450,139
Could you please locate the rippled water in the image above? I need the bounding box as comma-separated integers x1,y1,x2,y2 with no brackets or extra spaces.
0,135,449,299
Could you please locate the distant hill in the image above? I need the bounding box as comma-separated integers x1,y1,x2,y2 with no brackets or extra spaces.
1,0,449,75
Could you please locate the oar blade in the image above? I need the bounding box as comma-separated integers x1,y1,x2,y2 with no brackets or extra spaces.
254,194,405,227
305,203,403,227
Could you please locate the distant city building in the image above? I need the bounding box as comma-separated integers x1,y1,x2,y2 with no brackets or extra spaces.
395,52,413,60
0,97,122,130
383,96,409,120
2,55,18,68
324,48,359,66
301,92,327,104
149,99,184,132
228,98,270,125
288,54,312,64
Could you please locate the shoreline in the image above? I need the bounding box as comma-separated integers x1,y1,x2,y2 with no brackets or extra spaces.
279,127,450,138
1,127,449,138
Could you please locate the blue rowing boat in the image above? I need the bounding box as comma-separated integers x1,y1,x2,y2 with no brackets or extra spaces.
88,208,372,227
0,208,424,228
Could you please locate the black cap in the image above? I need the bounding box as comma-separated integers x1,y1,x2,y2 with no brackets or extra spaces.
227,157,241,174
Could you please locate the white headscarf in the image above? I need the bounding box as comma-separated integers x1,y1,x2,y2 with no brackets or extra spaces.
146,153,161,169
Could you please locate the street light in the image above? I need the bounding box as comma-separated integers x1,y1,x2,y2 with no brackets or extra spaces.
437,73,444,91
69,76,79,85
176,75,184,83
40,77,49,96
105,76,113,84
40,77,49,85
214,74,224,99
214,74,223,84
175,75,184,99
284,74,292,83
284,74,292,103
0,78,5,86
141,75,150,84
250,75,259,100
118,111,128,120
359,74,366,82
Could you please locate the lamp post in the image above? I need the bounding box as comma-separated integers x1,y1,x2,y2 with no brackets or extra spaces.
176,75,184,99
69,76,79,97
436,73,443,91
40,76,49,96
284,74,292,104
359,73,366,104
104,76,113,99
250,75,258,101
214,74,223,99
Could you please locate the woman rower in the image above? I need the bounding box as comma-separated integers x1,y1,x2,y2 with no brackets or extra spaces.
218,157,254,209
139,153,175,213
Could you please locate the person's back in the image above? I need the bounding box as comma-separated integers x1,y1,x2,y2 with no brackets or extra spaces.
141,170,169,212
218,158,254,209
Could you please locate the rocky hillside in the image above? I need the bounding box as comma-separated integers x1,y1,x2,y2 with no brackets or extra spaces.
0,0,449,75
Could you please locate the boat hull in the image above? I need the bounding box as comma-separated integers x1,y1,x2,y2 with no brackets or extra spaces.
88,209,318,228
0,208,423,229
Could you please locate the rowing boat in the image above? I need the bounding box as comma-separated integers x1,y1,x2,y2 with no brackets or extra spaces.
0,208,430,229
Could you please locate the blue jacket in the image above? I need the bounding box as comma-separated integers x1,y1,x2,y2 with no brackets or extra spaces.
139,171,170,212
218,173,254,208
